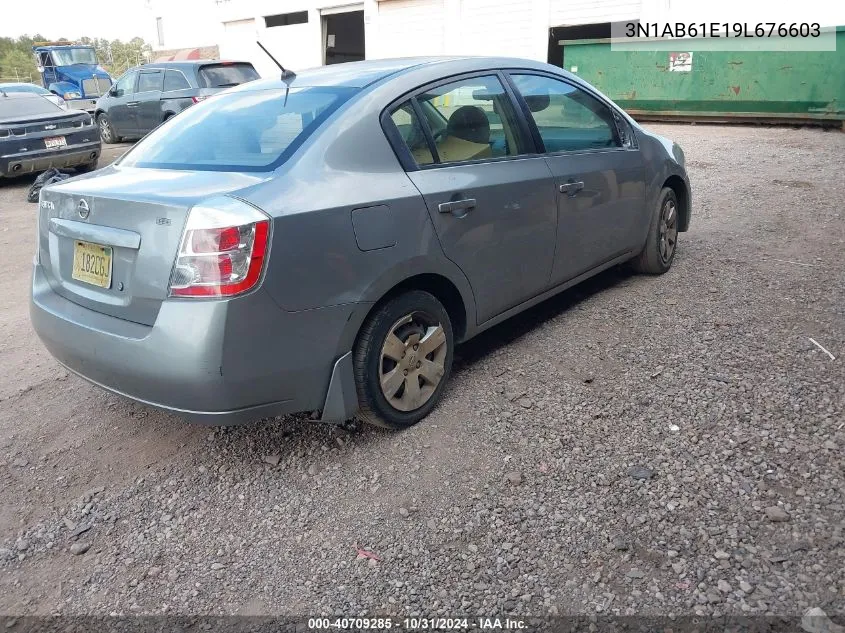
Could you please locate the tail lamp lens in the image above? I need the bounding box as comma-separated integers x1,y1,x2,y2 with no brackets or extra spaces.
169,198,270,298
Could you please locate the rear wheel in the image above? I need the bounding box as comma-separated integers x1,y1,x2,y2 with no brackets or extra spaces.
353,291,453,429
97,113,120,144
632,187,679,274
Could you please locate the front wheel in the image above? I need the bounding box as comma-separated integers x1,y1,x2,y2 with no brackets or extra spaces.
97,113,119,144
353,291,453,429
632,187,679,274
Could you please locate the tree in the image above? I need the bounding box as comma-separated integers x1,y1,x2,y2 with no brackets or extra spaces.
0,48,37,82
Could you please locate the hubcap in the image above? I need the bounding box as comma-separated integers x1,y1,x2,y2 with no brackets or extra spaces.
99,118,110,139
658,199,678,263
379,313,447,412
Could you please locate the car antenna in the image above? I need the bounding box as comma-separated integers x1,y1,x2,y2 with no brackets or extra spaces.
256,41,296,106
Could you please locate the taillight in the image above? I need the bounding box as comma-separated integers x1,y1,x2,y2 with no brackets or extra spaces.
169,197,270,298
191,96,207,104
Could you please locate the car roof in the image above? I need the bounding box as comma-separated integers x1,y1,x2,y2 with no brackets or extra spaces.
231,56,561,90
140,60,252,69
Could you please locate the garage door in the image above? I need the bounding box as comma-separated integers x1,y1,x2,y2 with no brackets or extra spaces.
375,0,445,57
220,19,259,69
549,0,641,26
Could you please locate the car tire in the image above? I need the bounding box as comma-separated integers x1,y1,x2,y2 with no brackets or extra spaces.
632,187,679,275
353,290,454,429
76,160,98,174
97,113,120,144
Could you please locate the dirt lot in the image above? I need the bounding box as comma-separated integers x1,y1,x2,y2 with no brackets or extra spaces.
0,127,843,621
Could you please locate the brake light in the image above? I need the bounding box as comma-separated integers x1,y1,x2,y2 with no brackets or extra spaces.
169,197,270,298
191,96,207,103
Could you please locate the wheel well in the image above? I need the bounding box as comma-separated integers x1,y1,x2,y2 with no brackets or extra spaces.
94,109,105,119
663,175,690,231
372,274,468,342
163,112,175,120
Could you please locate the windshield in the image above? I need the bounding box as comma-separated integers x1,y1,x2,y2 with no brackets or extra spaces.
0,83,48,95
198,63,260,88
50,48,98,66
119,86,357,172
0,94,61,118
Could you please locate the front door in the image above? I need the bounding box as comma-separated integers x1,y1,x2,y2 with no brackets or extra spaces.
391,74,558,324
508,73,646,285
134,69,164,135
108,70,139,137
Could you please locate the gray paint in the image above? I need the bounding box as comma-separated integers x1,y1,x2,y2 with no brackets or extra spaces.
31,56,691,424
351,205,397,251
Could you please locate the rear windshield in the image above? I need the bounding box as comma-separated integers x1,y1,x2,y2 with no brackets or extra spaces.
0,94,60,119
118,86,357,172
198,63,260,88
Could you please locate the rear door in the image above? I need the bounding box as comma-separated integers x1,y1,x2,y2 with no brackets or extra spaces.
134,69,165,134
107,70,139,137
386,73,558,324
507,72,645,285
160,68,195,115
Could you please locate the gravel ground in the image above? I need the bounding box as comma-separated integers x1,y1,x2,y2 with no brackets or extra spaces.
0,126,843,621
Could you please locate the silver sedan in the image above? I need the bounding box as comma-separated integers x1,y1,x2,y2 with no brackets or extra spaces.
30,56,691,429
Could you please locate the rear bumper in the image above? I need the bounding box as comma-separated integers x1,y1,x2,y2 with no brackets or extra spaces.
1,142,101,177
68,99,98,113
30,262,362,424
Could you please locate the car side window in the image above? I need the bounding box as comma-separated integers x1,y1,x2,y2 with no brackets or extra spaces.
163,69,191,92
415,75,524,164
137,71,164,93
113,71,137,98
389,102,435,166
510,74,619,153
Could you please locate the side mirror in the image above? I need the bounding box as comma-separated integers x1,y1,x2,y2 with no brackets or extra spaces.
109,86,118,97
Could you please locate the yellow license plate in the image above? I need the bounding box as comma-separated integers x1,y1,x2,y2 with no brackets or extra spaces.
72,241,112,288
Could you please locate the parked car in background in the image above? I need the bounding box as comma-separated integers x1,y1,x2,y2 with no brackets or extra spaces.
94,60,260,143
0,82,68,109
1,91,100,178
31,57,690,428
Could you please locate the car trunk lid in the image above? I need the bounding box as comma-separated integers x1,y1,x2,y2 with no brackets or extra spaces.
37,166,268,326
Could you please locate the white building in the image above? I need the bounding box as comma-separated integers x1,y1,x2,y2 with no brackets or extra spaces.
145,0,655,77
144,0,845,76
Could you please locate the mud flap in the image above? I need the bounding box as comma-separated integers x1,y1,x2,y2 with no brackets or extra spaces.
320,352,359,423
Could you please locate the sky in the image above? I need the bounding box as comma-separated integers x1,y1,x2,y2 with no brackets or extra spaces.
1,0,150,42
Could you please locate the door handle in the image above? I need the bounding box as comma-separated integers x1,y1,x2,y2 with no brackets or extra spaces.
438,198,477,214
126,101,139,107
559,181,584,196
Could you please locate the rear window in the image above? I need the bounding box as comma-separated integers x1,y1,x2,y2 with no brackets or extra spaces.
118,86,356,172
198,63,259,88
0,94,60,118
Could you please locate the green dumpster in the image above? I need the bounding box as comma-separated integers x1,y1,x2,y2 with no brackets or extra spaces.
560,27,845,125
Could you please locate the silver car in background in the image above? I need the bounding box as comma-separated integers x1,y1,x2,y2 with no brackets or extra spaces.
30,57,690,429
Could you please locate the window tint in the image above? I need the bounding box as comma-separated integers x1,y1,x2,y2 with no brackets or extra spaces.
415,75,523,164
389,103,434,166
113,71,137,97
198,63,259,88
163,69,191,91
510,74,619,152
137,71,163,93
119,86,356,171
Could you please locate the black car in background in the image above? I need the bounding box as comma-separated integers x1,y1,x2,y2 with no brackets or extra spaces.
94,60,260,143
0,91,100,178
